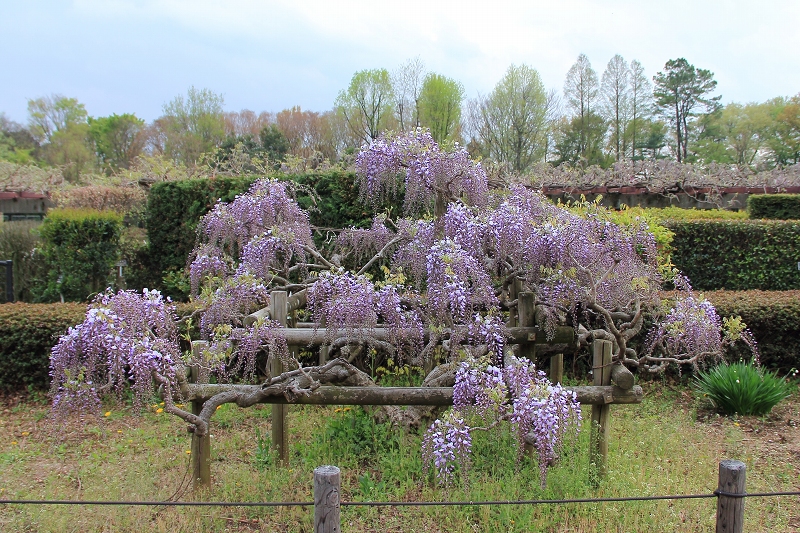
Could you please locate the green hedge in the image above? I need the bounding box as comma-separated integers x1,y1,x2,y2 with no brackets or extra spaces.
705,290,800,372
645,206,748,221
146,175,257,283
36,208,123,302
0,302,86,391
145,171,380,294
747,194,800,220
0,293,796,391
667,220,800,290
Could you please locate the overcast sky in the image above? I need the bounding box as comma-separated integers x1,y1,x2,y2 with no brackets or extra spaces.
2,0,798,124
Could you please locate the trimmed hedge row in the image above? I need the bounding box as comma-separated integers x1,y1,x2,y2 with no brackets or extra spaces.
145,171,379,287
0,301,201,392
704,290,800,372
36,208,124,302
146,175,258,282
667,220,800,290
0,291,796,391
0,302,86,392
747,194,800,220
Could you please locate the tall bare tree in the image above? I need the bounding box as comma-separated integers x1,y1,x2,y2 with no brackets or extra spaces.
563,54,599,161
392,57,425,131
600,55,630,161
628,60,652,160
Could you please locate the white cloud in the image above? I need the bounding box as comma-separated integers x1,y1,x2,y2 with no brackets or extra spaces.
1,0,798,122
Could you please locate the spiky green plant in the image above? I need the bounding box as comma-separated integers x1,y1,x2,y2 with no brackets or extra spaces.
694,361,794,416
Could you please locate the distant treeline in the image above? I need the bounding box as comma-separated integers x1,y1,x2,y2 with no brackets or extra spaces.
1,55,798,183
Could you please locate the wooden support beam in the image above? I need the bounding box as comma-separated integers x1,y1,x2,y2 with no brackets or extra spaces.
245,325,574,346
244,289,307,327
590,339,612,486
186,384,643,406
517,292,536,364
190,341,211,489
549,353,564,384
270,291,288,466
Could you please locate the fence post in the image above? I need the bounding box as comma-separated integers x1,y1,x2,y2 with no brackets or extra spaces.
716,460,746,533
190,340,211,489
270,291,289,466
314,465,341,533
589,339,612,486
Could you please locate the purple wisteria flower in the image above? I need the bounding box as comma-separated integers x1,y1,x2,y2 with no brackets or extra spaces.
424,356,581,488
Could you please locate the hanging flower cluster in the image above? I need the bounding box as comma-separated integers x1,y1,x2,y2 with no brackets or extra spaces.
355,129,488,215
50,289,181,420
424,356,581,487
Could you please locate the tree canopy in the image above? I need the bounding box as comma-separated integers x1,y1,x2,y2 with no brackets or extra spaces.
653,58,720,163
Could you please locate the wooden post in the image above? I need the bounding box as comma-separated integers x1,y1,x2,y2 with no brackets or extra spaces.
270,291,289,466
190,341,211,489
589,339,612,486
507,277,523,328
519,291,537,459
314,465,341,533
549,353,564,384
318,316,330,365
716,460,746,533
517,292,535,363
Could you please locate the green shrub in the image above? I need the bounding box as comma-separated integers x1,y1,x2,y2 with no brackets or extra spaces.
0,302,86,391
0,220,42,302
748,194,800,220
311,406,401,461
35,208,123,302
704,290,800,372
145,175,257,288
667,220,800,290
116,226,161,293
694,360,794,415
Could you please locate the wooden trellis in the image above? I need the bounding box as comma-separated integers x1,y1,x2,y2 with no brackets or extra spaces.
184,291,641,489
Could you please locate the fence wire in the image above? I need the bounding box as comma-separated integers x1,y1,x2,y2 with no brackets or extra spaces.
1,490,798,508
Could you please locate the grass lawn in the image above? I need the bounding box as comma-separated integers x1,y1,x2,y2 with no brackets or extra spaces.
0,382,798,532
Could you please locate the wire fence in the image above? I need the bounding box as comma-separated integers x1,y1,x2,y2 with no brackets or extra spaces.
2,463,798,532
1,489,798,508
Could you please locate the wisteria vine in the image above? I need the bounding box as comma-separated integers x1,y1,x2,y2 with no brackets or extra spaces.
49,129,757,487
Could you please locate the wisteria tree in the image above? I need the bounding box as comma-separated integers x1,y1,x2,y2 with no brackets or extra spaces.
50,129,755,486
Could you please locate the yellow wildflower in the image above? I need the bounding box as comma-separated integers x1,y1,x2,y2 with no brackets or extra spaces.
104,411,111,417
156,408,164,414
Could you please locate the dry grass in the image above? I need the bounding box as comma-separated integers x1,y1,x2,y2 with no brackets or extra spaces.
0,382,797,532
